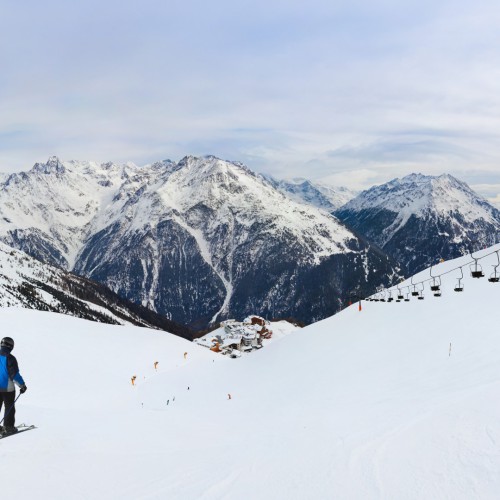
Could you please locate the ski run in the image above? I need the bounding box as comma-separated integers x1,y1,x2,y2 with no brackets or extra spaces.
2,244,500,499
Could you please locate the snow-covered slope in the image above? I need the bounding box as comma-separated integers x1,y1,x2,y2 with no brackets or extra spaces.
0,155,398,328
0,242,192,338
336,173,500,275
3,245,500,499
265,175,357,212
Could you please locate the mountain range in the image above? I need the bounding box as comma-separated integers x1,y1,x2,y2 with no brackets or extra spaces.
0,156,399,329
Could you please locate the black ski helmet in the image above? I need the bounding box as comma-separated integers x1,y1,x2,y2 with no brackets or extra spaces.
0,337,14,349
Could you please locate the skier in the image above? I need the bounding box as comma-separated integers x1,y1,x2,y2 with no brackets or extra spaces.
154,361,159,370
0,337,27,435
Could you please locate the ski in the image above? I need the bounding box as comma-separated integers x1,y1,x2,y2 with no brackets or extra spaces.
0,424,36,439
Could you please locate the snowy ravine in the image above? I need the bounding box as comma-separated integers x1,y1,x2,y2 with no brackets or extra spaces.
3,244,500,499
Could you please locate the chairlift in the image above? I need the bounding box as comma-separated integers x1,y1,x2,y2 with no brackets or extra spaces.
429,266,441,292
454,267,464,292
397,287,404,300
410,275,419,296
470,251,484,278
417,283,425,300
404,292,410,302
387,290,394,302
488,251,500,283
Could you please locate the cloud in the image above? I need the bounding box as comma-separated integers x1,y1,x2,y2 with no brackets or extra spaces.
1,0,500,198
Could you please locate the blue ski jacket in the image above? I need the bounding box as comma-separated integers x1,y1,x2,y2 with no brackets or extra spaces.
0,347,25,392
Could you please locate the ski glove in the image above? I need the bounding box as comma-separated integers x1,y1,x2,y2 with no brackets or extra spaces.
19,385,27,394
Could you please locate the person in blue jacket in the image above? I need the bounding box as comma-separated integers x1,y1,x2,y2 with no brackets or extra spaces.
0,337,27,435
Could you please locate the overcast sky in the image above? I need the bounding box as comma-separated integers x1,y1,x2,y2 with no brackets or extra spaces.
1,0,500,202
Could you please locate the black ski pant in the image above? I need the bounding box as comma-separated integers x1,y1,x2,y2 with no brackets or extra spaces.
0,391,16,427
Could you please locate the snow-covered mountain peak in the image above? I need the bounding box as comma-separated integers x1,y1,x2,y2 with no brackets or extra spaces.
263,175,357,212
336,173,500,275
398,172,429,184
32,155,66,175
344,172,496,223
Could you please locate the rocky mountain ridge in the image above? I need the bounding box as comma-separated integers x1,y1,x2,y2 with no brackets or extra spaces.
0,242,192,338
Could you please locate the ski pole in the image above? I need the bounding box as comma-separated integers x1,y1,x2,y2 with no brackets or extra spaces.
0,392,22,426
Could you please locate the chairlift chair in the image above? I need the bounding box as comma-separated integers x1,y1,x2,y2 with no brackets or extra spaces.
470,265,484,278
430,281,441,292
488,251,500,283
470,252,485,278
454,267,464,292
397,288,404,300
410,276,419,296
429,266,441,291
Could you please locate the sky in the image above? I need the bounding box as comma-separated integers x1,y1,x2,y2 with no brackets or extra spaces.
1,0,500,203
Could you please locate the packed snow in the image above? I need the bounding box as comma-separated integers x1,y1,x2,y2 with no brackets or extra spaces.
2,245,500,498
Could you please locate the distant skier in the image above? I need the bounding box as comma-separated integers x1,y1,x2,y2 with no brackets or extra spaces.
131,375,137,386
0,337,27,435
154,361,159,370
